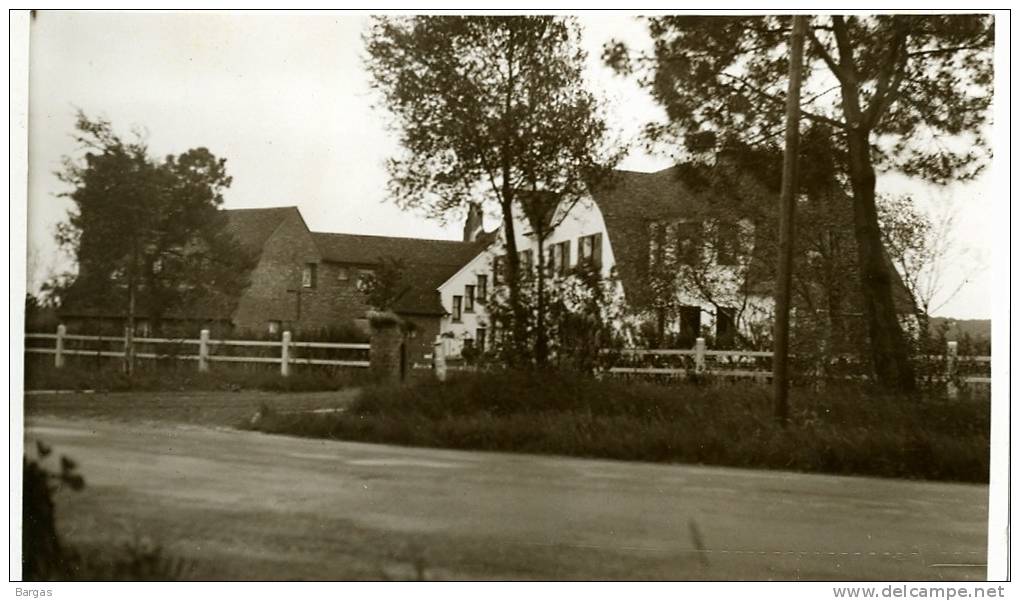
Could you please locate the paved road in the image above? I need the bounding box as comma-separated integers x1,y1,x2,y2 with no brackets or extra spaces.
25,416,988,581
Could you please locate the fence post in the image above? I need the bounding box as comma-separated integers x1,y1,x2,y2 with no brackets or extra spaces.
198,329,210,373
434,337,447,382
123,325,135,375
695,337,706,374
54,324,66,369
946,340,959,400
280,331,291,377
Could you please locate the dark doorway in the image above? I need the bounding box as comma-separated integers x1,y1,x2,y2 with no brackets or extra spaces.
715,307,736,349
678,306,701,347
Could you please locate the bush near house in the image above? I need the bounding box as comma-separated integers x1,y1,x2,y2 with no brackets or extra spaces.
246,370,989,483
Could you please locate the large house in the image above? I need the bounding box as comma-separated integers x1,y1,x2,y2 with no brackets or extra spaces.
438,163,916,355
59,205,493,363
59,161,914,362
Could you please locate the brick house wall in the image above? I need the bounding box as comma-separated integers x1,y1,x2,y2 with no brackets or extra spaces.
312,262,376,328
232,210,325,333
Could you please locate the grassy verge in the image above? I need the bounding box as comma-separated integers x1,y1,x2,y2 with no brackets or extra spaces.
24,356,368,393
245,370,990,483
25,390,358,427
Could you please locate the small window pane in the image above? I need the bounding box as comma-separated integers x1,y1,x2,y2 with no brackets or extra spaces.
302,263,317,288
476,275,488,301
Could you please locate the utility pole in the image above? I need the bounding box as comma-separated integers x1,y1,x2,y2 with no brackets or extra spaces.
772,15,807,424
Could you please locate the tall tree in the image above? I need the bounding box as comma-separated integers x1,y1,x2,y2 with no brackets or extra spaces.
364,15,620,366
877,193,966,329
605,14,993,391
54,112,251,339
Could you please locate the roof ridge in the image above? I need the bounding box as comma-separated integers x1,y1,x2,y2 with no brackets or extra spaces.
311,231,478,245
223,206,299,213
608,166,680,176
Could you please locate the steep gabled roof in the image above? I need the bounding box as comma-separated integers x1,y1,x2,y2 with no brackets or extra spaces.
223,206,302,256
589,165,916,315
589,167,716,308
312,231,493,316
312,231,485,267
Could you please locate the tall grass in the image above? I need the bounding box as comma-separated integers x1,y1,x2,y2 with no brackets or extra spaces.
247,370,989,483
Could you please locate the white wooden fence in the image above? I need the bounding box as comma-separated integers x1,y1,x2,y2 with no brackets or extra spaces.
606,337,991,394
25,325,370,376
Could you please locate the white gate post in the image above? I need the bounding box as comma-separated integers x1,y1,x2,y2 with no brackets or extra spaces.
695,337,706,374
55,324,66,369
198,329,210,373
281,331,291,377
433,337,447,382
946,340,959,400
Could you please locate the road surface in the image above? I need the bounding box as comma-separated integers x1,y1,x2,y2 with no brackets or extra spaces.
24,416,988,581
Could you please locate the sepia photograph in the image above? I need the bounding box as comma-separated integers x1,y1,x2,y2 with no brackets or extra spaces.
9,8,1008,589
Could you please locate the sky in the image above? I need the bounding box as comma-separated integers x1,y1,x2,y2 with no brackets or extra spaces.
23,11,997,319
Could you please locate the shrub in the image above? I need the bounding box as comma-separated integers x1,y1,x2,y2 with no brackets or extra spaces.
22,441,189,581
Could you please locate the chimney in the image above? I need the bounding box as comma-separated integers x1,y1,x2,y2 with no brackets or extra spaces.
463,202,483,242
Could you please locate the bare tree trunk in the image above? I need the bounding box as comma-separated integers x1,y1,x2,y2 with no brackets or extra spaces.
846,128,916,392
535,234,549,367
498,194,526,367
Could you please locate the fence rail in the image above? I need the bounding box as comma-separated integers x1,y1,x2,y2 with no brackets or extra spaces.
25,326,371,376
606,337,990,396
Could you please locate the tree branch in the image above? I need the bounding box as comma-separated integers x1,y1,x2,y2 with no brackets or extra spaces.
806,27,848,86
864,18,909,129
907,44,990,58
719,72,847,130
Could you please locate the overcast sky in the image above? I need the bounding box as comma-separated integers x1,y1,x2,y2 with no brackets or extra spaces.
25,11,995,319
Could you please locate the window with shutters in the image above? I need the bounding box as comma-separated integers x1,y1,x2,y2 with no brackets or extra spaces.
519,249,534,273
716,222,739,266
550,240,571,275
578,233,603,268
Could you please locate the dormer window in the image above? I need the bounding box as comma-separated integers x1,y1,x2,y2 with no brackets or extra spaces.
675,222,702,265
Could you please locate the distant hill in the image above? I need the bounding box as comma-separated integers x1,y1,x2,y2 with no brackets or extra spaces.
929,317,991,342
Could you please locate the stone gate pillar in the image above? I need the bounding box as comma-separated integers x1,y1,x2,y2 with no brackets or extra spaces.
368,311,406,384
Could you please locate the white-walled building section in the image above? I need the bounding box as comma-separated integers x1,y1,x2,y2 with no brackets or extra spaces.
436,195,617,356
434,190,769,357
